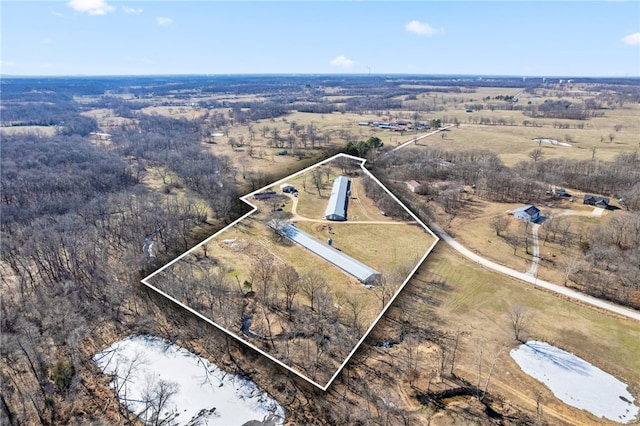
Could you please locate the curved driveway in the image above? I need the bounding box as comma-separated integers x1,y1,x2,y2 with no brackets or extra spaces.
429,222,640,321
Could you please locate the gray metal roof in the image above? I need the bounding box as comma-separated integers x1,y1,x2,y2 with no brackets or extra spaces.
513,205,540,216
324,176,349,221
282,224,380,283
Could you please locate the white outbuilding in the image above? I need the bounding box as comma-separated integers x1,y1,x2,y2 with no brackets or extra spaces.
324,176,350,221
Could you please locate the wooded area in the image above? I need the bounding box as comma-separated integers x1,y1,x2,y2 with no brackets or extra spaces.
1,75,639,425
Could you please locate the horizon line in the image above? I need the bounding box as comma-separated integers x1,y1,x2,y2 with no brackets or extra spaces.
2,72,639,80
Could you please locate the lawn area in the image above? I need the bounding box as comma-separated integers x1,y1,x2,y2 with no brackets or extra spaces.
401,100,640,166
417,243,640,424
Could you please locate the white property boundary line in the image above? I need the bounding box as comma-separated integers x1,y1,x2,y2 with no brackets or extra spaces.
141,153,440,391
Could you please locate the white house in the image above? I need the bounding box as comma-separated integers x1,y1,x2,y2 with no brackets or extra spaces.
512,205,541,222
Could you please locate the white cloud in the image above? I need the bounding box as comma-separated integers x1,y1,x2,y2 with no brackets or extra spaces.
1,60,16,68
68,0,115,15
621,32,640,46
330,55,356,68
157,17,173,26
50,9,68,19
123,6,143,14
405,20,438,36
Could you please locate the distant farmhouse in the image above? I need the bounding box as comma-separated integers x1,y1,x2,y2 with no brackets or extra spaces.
584,195,610,208
324,176,350,221
512,205,541,222
282,224,380,284
357,120,429,132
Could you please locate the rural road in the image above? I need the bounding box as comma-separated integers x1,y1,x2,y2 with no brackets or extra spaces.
389,124,456,153
429,222,640,321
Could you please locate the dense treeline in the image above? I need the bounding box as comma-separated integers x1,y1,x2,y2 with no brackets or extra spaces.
1,102,98,136
515,152,640,206
573,213,640,308
110,113,244,222
522,99,603,120
1,134,135,226
0,107,244,424
379,148,546,209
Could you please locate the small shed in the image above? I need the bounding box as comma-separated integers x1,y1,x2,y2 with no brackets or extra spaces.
512,205,541,222
406,180,421,193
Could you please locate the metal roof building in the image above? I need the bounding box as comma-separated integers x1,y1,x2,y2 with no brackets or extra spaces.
282,224,380,284
512,205,541,222
324,176,350,221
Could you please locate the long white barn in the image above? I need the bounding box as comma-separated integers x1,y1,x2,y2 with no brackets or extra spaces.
324,176,350,221
282,224,380,284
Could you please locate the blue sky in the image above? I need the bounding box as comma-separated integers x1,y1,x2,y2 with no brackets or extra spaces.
1,1,639,77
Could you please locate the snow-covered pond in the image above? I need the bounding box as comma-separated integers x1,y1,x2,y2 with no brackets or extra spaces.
94,335,285,425
533,138,572,147
511,341,639,424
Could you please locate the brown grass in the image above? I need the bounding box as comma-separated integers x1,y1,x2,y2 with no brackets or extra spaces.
416,243,640,425
0,125,57,136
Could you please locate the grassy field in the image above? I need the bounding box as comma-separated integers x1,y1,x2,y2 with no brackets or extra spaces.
400,90,640,166
0,125,57,136
145,155,438,387
405,118,638,166
416,243,640,425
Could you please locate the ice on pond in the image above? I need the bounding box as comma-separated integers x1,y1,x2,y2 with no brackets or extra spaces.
533,138,572,147
511,341,639,424
94,335,285,425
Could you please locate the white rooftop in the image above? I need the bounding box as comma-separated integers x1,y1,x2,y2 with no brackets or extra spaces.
283,224,380,283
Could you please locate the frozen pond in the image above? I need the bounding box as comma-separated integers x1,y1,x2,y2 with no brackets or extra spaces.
511,341,639,424
533,138,572,147
94,335,285,425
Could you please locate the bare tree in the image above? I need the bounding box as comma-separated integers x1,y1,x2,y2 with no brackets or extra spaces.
505,235,521,255
490,215,510,237
344,294,365,336
251,257,276,306
277,265,300,315
528,148,543,163
372,275,394,309
139,377,180,426
508,305,534,342
300,272,327,311
311,168,323,197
